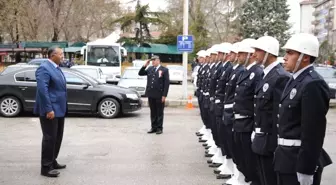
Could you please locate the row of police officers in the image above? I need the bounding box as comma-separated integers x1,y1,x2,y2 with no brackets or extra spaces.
194,33,332,185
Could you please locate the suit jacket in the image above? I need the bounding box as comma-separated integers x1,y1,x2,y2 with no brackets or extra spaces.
34,61,67,117
274,66,332,174
139,65,170,99
252,64,290,156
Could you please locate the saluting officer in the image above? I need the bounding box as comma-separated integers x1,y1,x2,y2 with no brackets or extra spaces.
274,33,332,185
195,50,209,137
229,38,263,185
216,42,246,181
250,36,290,185
138,55,170,135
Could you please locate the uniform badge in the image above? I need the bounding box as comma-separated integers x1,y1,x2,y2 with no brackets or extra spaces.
290,88,297,99
158,70,162,77
231,74,236,80
250,72,255,80
263,83,269,92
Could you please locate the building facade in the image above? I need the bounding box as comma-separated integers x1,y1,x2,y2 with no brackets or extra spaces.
300,1,317,33
312,0,336,45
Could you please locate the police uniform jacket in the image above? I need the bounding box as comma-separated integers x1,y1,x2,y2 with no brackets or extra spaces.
202,63,215,109
209,62,225,112
139,65,170,99
213,61,233,116
233,62,263,132
251,63,290,156
221,64,245,126
274,65,332,174
195,64,205,97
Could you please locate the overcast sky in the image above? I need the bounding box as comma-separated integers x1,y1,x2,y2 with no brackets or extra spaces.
119,0,303,34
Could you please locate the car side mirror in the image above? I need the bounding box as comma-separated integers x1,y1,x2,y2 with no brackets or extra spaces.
116,75,121,78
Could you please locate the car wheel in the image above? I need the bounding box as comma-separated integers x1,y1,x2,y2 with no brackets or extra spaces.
0,96,22,117
98,98,120,119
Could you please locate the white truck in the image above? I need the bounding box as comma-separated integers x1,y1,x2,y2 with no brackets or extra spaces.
81,39,127,84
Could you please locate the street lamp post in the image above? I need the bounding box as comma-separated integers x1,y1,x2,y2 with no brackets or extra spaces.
182,0,189,99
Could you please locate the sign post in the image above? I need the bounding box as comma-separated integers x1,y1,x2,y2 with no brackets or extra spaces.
177,34,194,99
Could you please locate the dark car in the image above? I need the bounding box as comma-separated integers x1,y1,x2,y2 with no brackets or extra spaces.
315,66,336,99
0,67,142,118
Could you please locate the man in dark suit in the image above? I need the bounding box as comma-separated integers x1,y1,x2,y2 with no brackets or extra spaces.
138,55,170,134
251,36,290,185
274,33,332,185
34,47,67,177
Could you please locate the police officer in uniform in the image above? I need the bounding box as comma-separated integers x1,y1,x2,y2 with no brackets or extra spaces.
228,38,263,185
274,33,332,185
138,55,170,134
195,50,209,137
216,42,245,181
250,36,290,185
199,50,213,143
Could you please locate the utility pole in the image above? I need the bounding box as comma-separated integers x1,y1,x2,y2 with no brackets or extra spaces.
182,0,189,99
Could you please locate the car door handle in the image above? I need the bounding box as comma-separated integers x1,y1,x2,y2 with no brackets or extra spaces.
19,86,28,90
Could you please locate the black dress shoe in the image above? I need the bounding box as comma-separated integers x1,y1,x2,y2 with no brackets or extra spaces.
214,169,221,174
205,150,209,154
41,169,60,177
53,163,66,169
205,145,211,149
199,139,207,142
156,130,163,134
205,153,214,157
217,174,232,179
147,129,157,134
207,159,213,164
202,143,208,147
209,163,222,168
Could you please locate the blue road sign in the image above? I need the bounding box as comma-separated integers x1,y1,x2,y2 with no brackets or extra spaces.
177,35,194,52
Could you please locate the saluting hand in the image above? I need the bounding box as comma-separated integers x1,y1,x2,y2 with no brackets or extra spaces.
144,60,151,67
46,111,55,120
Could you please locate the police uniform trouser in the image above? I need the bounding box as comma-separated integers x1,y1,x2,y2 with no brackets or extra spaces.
233,119,259,183
202,97,211,129
216,116,226,156
221,108,234,159
210,102,219,146
256,154,277,185
276,167,323,185
198,96,207,127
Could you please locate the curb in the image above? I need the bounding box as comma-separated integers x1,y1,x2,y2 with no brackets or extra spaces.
141,99,336,108
141,98,199,108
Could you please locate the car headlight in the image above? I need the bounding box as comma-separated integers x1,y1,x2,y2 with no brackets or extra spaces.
126,93,139,100
328,83,336,89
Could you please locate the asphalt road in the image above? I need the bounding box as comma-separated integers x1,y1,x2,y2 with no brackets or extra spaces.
0,107,335,185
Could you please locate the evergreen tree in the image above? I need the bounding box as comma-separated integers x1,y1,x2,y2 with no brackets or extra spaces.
239,0,291,54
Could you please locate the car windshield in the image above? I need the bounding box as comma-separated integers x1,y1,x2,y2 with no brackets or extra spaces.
87,46,120,67
75,68,99,79
315,67,336,78
122,69,146,79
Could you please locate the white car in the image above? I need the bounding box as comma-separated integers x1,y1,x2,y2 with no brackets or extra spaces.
117,67,147,96
166,65,184,84
71,66,107,84
132,59,152,67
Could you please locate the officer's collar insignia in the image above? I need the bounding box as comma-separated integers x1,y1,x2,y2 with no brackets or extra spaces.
231,74,236,80
263,83,269,92
250,72,255,80
290,88,297,99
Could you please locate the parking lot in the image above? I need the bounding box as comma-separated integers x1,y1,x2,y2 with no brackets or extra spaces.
0,107,336,185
